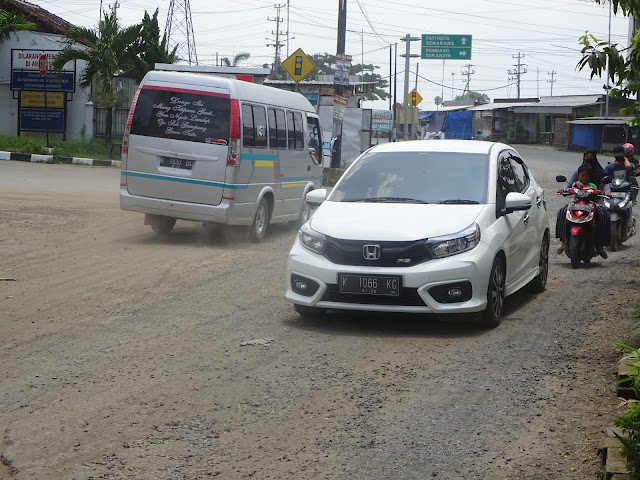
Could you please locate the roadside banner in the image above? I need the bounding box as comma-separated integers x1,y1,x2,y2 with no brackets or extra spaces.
333,93,348,125
334,54,352,86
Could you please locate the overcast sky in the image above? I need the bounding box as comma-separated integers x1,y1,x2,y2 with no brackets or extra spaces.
31,0,632,110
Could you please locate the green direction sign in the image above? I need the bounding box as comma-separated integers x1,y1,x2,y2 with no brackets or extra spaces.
421,34,472,60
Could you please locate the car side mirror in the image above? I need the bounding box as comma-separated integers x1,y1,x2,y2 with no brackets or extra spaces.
306,189,327,206
502,192,532,215
555,175,567,183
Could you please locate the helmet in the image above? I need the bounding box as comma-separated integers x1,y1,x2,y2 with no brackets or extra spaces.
624,142,635,155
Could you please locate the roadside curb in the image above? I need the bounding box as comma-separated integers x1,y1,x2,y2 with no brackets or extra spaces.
0,151,121,168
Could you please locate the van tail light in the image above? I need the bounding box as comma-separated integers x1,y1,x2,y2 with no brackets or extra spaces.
227,139,240,166
122,88,140,155
227,99,241,166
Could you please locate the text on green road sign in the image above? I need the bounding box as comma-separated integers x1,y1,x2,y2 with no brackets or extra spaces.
421,34,472,60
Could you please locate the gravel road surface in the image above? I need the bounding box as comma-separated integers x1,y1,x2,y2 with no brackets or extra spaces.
1,146,639,480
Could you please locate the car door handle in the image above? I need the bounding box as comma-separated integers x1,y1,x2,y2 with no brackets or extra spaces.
536,196,543,207
523,213,530,225
307,165,311,172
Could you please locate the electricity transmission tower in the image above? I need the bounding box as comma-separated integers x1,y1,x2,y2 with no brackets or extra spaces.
165,0,198,65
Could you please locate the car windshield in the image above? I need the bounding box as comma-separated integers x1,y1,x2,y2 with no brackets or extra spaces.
330,151,489,204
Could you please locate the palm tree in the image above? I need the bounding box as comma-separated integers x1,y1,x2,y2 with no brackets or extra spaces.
52,11,142,145
0,10,35,42
222,52,251,67
130,8,178,83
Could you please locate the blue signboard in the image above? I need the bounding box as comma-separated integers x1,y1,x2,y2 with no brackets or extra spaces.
20,108,65,132
11,71,75,92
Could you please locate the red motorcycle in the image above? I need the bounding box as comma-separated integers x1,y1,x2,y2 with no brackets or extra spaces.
556,176,605,268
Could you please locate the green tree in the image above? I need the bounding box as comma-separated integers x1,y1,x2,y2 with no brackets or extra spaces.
52,11,142,145
130,8,178,83
578,0,639,121
222,52,251,67
454,91,489,104
0,10,35,42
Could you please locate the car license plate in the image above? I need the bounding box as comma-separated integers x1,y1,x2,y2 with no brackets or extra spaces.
339,274,401,296
160,157,193,170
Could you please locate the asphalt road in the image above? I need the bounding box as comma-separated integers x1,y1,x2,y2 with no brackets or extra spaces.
0,146,638,480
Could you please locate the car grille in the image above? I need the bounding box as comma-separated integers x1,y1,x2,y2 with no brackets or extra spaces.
324,237,430,267
321,285,426,306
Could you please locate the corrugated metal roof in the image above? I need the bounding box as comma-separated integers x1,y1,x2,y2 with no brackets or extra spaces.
468,94,604,112
566,117,634,125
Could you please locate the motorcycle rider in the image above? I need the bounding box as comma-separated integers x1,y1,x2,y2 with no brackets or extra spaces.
605,145,635,179
556,150,611,258
623,142,639,202
556,149,606,191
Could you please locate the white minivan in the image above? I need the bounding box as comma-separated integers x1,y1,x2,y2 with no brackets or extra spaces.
120,70,323,241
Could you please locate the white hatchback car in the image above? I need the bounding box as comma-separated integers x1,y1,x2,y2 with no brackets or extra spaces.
285,140,549,327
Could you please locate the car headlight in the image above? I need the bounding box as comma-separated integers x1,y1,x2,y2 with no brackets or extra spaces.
299,222,326,254
427,223,481,258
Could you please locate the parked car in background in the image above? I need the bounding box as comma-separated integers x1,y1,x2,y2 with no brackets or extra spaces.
285,140,550,328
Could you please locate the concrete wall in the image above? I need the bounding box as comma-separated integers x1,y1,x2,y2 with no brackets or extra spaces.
0,31,91,139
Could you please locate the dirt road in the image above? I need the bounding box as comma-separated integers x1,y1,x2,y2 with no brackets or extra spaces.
1,151,638,479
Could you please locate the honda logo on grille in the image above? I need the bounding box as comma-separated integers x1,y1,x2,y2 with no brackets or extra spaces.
363,244,381,260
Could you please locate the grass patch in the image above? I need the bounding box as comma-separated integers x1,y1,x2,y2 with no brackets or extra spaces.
0,136,112,160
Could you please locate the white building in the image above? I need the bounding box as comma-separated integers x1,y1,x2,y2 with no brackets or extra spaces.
0,0,91,140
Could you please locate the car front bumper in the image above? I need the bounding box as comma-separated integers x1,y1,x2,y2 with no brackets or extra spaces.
285,237,496,314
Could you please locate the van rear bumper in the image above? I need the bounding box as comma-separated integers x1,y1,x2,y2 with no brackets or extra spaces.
120,188,253,225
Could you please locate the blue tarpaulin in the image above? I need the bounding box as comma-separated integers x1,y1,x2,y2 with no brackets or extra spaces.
443,111,473,139
571,124,601,149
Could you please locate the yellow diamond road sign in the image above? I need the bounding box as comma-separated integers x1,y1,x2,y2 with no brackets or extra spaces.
408,89,422,107
282,48,315,83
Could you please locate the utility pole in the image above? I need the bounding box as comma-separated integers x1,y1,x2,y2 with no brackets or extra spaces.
451,72,455,100
547,70,556,96
508,52,527,99
461,64,475,96
331,0,347,167
267,4,286,79
400,34,420,141
393,43,397,141
109,1,119,17
286,0,290,58
388,44,392,111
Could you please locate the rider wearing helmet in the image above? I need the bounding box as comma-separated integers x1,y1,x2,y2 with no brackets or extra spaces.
623,142,639,202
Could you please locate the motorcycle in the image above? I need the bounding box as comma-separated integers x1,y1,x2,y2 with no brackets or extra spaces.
604,169,639,251
556,175,606,268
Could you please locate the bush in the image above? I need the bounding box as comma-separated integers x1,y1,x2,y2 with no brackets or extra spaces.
614,402,640,478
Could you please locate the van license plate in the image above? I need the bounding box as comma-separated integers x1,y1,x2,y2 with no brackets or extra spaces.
160,157,193,170
339,274,401,296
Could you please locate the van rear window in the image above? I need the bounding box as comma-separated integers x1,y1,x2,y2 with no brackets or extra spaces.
130,87,231,144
